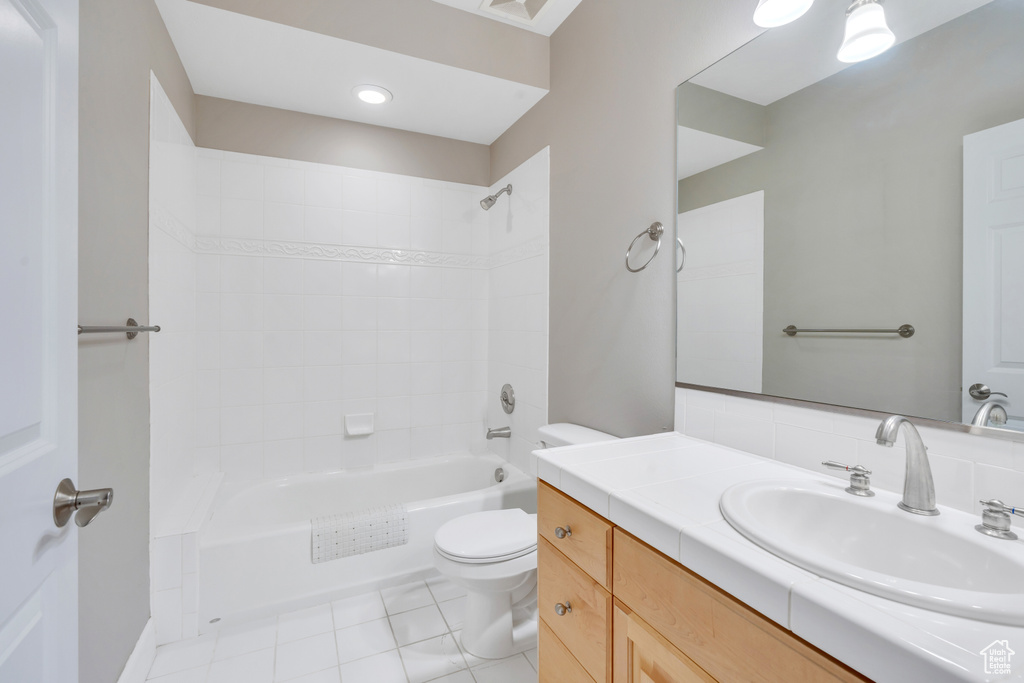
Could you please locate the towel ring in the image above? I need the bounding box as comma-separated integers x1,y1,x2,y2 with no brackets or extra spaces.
626,222,664,273
675,238,685,273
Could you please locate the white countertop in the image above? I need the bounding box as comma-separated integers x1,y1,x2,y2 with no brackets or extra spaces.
534,432,1024,682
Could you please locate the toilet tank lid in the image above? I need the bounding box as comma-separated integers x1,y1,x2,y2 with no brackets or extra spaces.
537,423,617,448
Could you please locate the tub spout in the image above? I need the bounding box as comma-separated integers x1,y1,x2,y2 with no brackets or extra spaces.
487,426,511,440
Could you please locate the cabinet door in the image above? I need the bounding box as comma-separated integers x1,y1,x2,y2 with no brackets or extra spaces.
540,618,595,683
614,605,716,683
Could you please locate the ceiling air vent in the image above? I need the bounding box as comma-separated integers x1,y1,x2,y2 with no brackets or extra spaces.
483,0,550,23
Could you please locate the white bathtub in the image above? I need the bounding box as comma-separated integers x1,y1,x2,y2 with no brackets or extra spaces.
197,454,536,628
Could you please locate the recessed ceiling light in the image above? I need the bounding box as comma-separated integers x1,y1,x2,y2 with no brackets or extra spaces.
353,85,393,105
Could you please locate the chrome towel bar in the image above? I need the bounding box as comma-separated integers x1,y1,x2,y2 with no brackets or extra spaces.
78,318,161,340
783,324,915,338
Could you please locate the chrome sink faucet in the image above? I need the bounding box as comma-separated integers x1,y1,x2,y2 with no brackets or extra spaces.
972,401,1008,428
875,415,939,516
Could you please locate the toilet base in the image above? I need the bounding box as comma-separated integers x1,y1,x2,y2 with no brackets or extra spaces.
459,583,538,660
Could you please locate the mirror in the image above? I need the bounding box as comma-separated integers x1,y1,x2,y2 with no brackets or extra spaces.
675,0,1024,431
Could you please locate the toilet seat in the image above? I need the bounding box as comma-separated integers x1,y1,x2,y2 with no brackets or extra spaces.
434,509,537,564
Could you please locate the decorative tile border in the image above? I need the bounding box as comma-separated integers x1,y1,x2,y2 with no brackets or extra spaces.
193,236,491,269
151,206,196,250
153,204,548,270
490,238,549,269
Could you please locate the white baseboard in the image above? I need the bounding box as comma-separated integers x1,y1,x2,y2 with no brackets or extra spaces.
117,619,156,683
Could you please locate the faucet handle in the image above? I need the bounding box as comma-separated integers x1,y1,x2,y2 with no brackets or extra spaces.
821,461,874,498
822,461,871,475
977,500,1021,540
980,499,1023,517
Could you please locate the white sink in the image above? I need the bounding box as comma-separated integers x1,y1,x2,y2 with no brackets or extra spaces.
720,478,1024,625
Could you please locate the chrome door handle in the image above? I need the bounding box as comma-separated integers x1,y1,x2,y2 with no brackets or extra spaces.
969,384,1008,400
554,601,572,616
554,525,572,539
53,479,113,528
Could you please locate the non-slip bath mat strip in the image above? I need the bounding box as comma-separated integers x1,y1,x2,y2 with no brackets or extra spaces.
311,503,409,563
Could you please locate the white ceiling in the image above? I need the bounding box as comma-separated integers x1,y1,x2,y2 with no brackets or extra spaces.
156,0,548,145
677,127,762,182
429,0,582,36
691,0,993,105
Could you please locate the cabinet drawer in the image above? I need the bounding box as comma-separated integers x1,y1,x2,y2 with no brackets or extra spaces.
613,530,868,683
539,618,596,683
538,480,613,588
539,536,612,683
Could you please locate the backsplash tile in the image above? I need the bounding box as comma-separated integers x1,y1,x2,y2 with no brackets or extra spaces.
677,386,1024,515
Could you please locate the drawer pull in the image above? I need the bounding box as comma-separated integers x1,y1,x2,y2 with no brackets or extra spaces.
554,601,572,616
555,525,572,539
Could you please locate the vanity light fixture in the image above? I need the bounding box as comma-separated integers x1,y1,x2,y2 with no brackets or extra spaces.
837,0,896,63
352,85,393,105
753,0,815,28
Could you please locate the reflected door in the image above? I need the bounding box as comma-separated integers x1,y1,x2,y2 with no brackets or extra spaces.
0,0,79,680
963,117,1024,429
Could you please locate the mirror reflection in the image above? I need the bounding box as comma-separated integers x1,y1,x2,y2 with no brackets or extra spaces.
675,0,1024,430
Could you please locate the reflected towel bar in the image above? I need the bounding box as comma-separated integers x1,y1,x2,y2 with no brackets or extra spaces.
784,324,915,338
78,318,161,340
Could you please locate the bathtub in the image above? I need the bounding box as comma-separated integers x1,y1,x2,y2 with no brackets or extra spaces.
197,454,536,628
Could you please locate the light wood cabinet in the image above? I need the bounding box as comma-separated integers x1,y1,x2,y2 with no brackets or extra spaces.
538,536,612,682
538,481,614,589
537,481,871,683
613,604,715,683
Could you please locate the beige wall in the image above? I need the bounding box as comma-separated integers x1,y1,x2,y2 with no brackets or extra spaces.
196,96,490,186
192,0,549,89
79,1,195,680
490,0,760,437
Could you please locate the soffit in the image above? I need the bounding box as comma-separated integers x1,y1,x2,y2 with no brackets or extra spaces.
157,0,549,145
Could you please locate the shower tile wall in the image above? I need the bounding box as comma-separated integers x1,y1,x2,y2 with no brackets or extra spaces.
192,151,492,481
149,81,550,643
486,148,550,474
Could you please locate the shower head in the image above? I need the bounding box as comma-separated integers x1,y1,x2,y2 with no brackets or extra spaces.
480,184,513,211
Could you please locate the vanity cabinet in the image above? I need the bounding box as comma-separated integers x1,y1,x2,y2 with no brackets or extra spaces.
537,481,869,683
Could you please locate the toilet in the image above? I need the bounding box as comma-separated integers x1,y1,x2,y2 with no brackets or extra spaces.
433,423,617,659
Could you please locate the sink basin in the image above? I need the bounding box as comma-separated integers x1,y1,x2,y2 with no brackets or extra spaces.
720,478,1024,625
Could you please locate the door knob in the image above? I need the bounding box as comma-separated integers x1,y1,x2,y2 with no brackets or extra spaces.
53,479,113,528
969,384,1008,401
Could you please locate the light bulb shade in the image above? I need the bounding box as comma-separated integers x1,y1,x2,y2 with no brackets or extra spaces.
837,1,896,63
753,0,815,28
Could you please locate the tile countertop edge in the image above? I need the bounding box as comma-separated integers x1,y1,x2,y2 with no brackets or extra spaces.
535,432,1018,683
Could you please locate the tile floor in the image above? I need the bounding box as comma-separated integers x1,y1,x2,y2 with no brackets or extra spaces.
145,576,539,683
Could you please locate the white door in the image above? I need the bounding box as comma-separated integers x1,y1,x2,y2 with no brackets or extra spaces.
963,117,1024,430
0,0,79,680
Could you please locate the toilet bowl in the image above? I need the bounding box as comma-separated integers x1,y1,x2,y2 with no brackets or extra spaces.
432,423,618,659
433,509,539,659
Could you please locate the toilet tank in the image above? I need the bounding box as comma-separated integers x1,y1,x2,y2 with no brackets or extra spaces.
537,423,617,449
